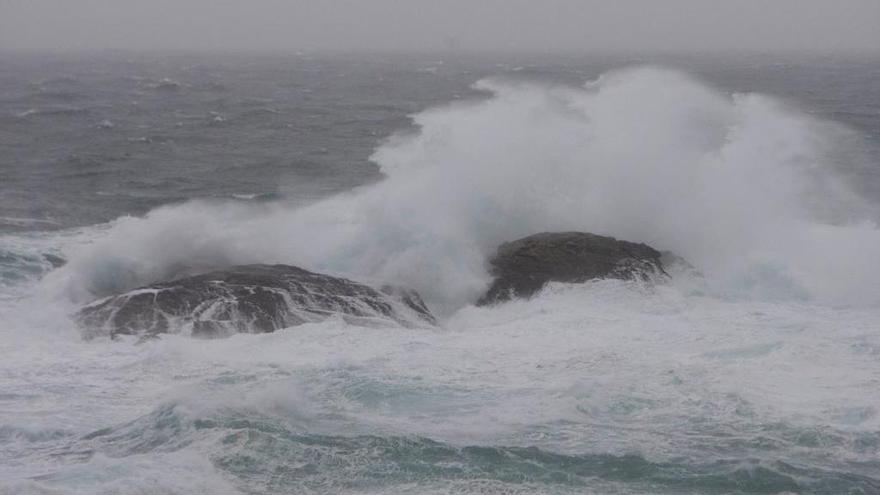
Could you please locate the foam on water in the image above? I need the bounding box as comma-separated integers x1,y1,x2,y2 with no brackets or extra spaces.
2,282,879,493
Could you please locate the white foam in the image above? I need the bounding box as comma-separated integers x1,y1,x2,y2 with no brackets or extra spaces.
2,282,878,491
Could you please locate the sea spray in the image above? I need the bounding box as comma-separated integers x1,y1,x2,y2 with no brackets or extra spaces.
44,67,880,312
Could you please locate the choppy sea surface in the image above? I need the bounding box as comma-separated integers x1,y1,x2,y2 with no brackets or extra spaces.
1,52,879,494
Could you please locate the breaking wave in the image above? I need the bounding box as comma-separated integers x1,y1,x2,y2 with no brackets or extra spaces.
44,67,880,313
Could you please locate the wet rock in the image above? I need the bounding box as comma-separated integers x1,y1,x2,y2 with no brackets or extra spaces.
78,264,436,339
477,232,667,305
43,253,66,268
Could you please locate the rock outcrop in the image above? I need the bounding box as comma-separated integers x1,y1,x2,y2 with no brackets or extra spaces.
78,264,436,339
477,232,667,305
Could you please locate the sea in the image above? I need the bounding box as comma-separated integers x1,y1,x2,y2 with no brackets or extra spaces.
1,51,879,494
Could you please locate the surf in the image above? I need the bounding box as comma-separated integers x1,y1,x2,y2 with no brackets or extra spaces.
41,66,880,315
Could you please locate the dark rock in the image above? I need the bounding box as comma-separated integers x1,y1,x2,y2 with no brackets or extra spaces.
43,253,66,268
78,264,436,339
477,232,667,305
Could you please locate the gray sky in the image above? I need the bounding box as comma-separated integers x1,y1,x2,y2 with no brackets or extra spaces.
1,0,878,54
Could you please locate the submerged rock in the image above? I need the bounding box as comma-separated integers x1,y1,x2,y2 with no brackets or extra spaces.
477,232,667,305
78,264,436,339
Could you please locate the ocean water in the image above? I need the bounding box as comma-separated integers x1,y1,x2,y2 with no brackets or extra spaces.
1,52,879,494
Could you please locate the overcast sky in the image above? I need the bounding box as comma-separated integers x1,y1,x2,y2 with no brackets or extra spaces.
1,0,878,54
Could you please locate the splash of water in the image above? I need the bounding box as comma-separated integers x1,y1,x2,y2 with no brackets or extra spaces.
45,67,880,313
